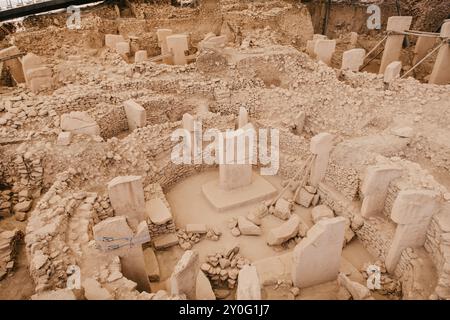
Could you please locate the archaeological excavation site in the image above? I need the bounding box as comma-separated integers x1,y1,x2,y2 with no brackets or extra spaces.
0,0,449,303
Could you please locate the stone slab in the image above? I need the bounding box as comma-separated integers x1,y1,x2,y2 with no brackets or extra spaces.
202,173,277,212
153,233,179,250
146,198,172,225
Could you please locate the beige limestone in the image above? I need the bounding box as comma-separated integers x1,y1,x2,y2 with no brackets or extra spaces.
267,214,300,246
386,189,440,273
107,176,146,229
134,50,148,63
166,34,189,65
292,217,346,288
0,46,25,83
341,48,365,71
238,107,248,128
116,42,130,55
314,40,336,66
56,131,72,146
309,132,333,187
384,61,402,83
379,16,413,74
311,204,334,223
236,265,261,300
146,198,172,225
360,164,402,218
156,29,173,64
93,216,151,292
429,21,450,85
60,111,100,136
170,250,199,299
143,247,160,282
105,34,126,50
124,99,146,131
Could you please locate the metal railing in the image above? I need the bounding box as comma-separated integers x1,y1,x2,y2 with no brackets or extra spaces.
0,0,50,11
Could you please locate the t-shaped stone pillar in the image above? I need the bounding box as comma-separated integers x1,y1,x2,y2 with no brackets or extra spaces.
166,34,189,65
219,124,256,191
93,216,151,292
360,164,403,218
385,189,439,273
156,29,173,64
379,16,412,74
309,132,333,187
107,176,146,230
429,21,450,85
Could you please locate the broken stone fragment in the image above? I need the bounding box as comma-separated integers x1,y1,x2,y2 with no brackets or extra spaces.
237,216,262,236
227,217,238,229
196,271,216,300
60,111,100,136
267,215,300,246
146,197,172,225
337,273,371,300
231,227,241,237
344,227,355,245
246,211,262,225
170,250,199,299
154,233,179,250
236,265,261,300
82,278,113,300
295,188,315,207
273,198,292,220
56,131,72,146
311,205,334,223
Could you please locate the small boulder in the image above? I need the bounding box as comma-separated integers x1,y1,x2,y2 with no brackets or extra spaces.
237,216,261,236
311,205,334,223
267,215,300,246
295,188,315,207
273,198,292,220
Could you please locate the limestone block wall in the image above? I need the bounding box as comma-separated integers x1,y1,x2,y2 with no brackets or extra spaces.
89,103,129,139
357,217,396,261
0,147,44,219
143,183,176,238
136,95,194,125
382,182,400,218
424,205,450,298
324,161,359,201
51,90,122,115
24,170,80,292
